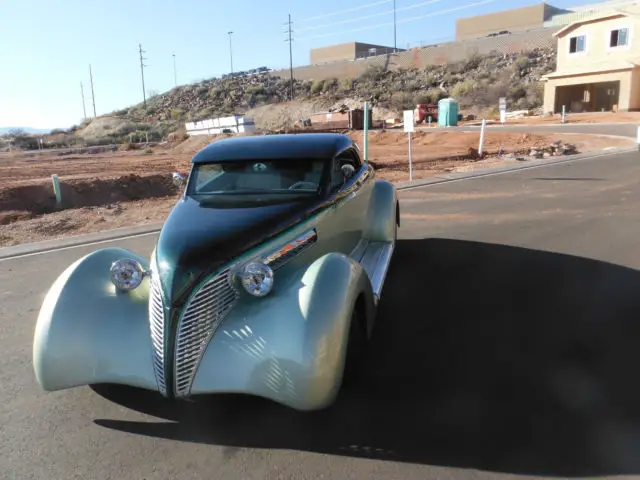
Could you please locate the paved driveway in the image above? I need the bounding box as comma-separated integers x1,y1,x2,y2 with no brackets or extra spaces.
2,150,640,479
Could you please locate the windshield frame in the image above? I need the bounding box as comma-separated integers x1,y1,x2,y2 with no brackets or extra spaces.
184,157,331,198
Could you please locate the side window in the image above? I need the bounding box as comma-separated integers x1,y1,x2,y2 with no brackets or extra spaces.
331,149,359,192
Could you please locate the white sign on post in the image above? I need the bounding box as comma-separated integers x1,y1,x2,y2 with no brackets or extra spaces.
499,97,507,125
403,110,414,181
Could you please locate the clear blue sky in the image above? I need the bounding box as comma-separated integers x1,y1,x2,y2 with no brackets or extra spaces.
0,0,600,129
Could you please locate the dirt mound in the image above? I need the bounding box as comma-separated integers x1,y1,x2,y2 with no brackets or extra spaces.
0,173,178,225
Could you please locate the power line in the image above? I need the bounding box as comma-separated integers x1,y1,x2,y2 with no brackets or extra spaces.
297,0,498,41
284,14,294,101
138,44,148,108
297,0,392,23
297,0,445,32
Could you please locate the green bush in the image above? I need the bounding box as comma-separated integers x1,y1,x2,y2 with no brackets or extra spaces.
246,85,266,95
451,79,477,99
170,108,186,121
310,79,325,94
322,77,337,92
415,87,445,104
339,78,354,91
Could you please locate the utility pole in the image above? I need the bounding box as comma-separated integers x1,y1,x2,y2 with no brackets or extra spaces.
172,53,177,87
89,64,96,117
80,81,87,120
393,0,397,52
138,43,148,107
284,14,294,101
227,31,234,73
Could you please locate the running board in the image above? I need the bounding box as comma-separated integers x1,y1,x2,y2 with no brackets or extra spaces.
350,239,395,305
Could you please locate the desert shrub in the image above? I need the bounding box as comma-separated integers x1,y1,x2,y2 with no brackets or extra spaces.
507,85,527,102
514,55,530,72
310,79,325,94
415,87,446,104
322,77,337,92
451,79,477,100
358,65,386,82
388,91,415,111
339,78,354,91
170,108,186,121
144,148,153,154
246,85,266,95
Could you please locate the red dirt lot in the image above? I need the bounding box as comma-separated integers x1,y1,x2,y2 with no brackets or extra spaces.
0,130,635,247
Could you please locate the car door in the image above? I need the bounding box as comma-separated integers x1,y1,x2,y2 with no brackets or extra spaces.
328,147,372,255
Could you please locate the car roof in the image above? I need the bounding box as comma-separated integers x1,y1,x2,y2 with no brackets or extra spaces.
191,133,354,164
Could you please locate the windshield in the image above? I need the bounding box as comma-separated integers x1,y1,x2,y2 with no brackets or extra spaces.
187,158,326,196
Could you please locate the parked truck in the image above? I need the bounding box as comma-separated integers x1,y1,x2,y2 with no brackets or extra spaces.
414,104,438,124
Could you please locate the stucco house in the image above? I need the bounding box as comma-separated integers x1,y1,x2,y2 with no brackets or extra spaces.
542,5,640,113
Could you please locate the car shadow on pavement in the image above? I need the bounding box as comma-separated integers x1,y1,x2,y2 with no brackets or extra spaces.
93,237,640,477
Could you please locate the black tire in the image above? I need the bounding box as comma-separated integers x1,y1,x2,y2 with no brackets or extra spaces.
342,307,367,388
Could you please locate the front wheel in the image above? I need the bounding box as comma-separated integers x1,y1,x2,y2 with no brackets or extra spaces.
342,307,367,388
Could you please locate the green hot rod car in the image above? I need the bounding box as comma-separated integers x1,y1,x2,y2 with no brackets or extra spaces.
33,133,399,411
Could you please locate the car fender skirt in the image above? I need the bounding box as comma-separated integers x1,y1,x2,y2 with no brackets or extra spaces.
190,252,374,411
364,180,397,242
33,248,158,392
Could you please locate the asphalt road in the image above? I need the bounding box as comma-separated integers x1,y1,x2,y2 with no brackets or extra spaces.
3,150,640,479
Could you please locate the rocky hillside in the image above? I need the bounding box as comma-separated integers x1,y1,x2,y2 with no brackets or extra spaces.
2,46,557,150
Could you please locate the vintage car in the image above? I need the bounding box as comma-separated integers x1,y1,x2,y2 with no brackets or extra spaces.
33,133,399,411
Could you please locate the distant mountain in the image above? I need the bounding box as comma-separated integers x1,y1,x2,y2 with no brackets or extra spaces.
0,126,53,135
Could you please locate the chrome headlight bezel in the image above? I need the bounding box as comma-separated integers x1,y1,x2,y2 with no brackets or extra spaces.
239,261,274,297
110,258,148,292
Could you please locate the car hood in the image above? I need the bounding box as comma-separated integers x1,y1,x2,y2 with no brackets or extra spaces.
154,195,324,307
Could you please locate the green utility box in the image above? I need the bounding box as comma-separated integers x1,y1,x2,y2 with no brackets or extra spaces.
438,98,459,127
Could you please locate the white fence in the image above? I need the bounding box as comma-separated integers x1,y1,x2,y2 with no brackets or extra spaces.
185,115,256,136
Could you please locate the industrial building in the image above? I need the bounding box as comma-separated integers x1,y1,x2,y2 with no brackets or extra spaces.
455,0,640,41
310,42,405,65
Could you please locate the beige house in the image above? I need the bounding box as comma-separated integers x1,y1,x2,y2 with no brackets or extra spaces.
543,6,640,113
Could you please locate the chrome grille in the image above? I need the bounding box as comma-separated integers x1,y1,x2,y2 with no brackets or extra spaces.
148,276,167,395
174,267,239,397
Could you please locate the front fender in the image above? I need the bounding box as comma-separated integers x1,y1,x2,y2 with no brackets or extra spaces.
190,252,375,410
33,247,158,392
364,179,398,242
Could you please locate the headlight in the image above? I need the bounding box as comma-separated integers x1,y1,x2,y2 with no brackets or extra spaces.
110,258,146,291
240,262,274,297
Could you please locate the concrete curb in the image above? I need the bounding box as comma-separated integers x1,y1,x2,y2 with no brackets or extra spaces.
0,146,636,260
0,222,163,260
394,147,637,190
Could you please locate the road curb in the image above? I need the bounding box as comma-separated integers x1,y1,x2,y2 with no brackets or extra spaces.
395,147,637,190
0,223,163,260
1,147,637,260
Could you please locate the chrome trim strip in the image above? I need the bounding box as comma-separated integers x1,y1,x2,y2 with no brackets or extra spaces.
263,229,317,271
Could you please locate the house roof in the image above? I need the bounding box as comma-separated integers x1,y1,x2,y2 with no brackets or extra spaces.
553,6,640,37
541,59,640,79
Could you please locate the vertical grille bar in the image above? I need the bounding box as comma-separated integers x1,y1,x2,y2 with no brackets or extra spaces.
148,276,167,395
174,267,239,397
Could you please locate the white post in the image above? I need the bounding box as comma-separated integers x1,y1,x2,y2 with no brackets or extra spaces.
408,131,413,181
51,174,62,206
363,101,369,161
478,119,487,156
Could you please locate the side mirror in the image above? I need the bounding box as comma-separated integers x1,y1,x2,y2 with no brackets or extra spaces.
341,164,355,179
172,172,186,187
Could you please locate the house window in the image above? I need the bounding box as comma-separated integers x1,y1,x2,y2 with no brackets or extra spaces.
569,35,586,53
610,28,629,47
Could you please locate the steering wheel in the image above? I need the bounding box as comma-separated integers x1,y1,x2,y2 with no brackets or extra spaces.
288,181,318,190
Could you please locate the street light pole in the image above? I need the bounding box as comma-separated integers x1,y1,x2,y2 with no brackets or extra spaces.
172,53,177,87
227,31,234,74
393,0,397,52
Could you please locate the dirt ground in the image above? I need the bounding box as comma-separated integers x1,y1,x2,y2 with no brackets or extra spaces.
0,130,635,248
